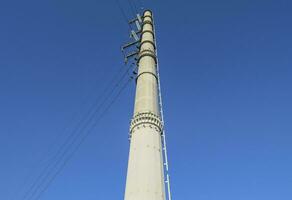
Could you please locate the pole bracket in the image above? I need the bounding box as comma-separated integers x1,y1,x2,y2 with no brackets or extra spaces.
122,40,140,50
125,51,139,64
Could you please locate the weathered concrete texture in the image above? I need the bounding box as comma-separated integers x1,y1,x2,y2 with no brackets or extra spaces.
124,10,166,200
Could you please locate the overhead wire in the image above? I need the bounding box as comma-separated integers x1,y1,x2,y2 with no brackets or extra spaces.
126,0,137,16
13,64,129,200
136,0,144,10
30,77,134,200
15,1,141,199
114,0,132,30
132,0,139,14
21,65,134,200
9,65,125,200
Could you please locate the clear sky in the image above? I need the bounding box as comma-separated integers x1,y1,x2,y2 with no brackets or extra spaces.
0,0,291,200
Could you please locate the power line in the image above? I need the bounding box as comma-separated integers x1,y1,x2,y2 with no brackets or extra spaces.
114,0,132,30
32,78,133,200
13,1,139,199
13,64,127,200
136,0,144,10
23,81,132,200
20,66,134,200
132,0,139,14
126,0,137,16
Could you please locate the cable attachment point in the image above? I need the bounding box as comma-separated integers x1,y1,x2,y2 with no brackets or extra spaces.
124,51,139,64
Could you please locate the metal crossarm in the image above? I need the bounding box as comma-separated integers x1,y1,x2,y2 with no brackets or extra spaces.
122,40,140,50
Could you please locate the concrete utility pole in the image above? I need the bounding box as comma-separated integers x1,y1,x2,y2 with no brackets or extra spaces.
124,10,166,200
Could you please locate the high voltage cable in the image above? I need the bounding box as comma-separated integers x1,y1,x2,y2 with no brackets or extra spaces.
19,66,134,200
12,64,130,200
136,0,144,10
114,0,132,30
23,76,132,200
16,0,137,195
9,64,124,200
126,0,137,16
14,1,138,199
22,72,132,200
30,78,133,200
131,0,139,14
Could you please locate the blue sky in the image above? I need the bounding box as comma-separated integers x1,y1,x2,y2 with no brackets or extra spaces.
0,0,292,200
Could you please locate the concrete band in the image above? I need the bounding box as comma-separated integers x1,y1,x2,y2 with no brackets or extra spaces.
144,9,152,14
130,112,163,134
139,48,155,55
137,52,157,64
141,30,155,40
143,9,153,16
140,39,156,49
143,20,153,27
136,71,158,84
144,16,153,21
137,49,157,64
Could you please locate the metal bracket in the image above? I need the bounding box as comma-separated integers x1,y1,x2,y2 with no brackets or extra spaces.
131,30,139,41
122,40,140,50
137,14,142,23
124,51,139,64
121,13,143,66
129,14,143,24
129,14,143,31
135,20,141,31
